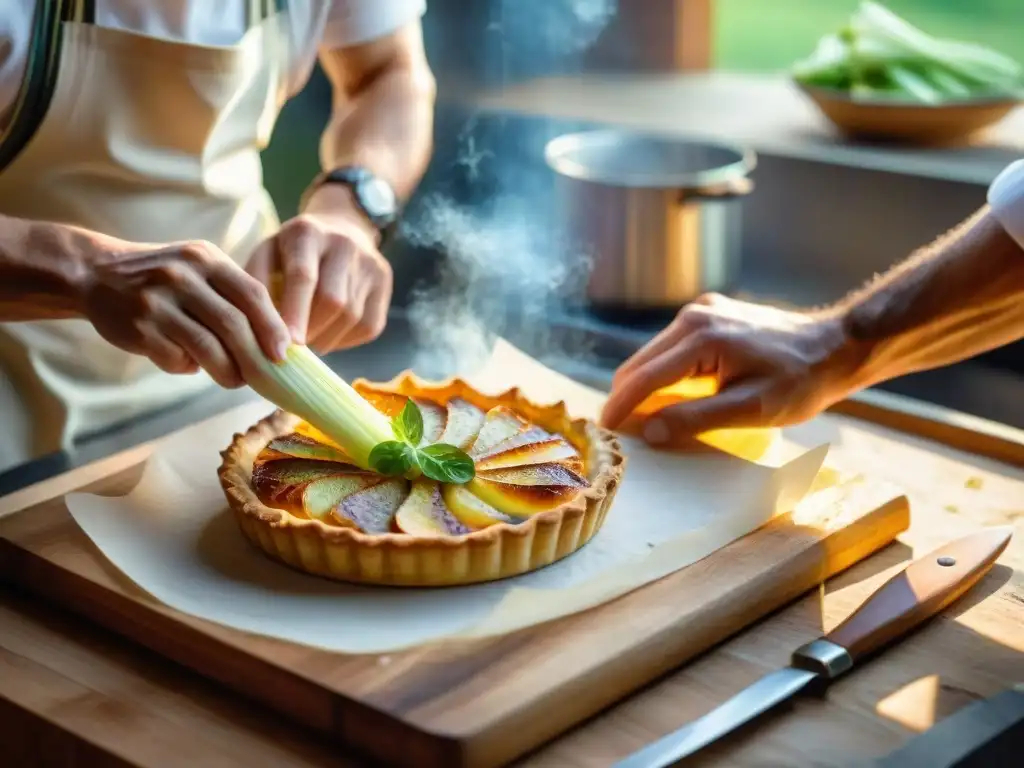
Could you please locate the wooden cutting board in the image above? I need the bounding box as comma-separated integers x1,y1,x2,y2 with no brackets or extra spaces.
0,449,910,768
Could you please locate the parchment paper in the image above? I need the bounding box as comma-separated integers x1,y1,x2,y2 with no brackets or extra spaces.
65,340,828,654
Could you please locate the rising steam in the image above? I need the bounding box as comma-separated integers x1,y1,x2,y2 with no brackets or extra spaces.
403,188,592,378
495,0,617,55
402,0,618,379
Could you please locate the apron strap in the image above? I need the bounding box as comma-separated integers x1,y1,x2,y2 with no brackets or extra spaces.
75,1,289,30
73,0,95,24
0,0,79,174
249,0,290,28
0,0,292,173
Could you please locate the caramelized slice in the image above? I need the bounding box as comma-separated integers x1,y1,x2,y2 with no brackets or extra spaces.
394,480,471,536
468,477,583,517
413,397,447,444
477,462,588,488
469,406,531,456
442,483,524,528
355,387,407,418
333,478,408,533
293,421,344,451
252,458,357,514
439,398,486,450
260,433,350,464
475,427,549,458
475,436,582,472
302,474,382,522
520,425,553,440
352,387,447,445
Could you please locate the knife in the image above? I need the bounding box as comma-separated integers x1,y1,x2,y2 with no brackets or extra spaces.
613,525,1014,768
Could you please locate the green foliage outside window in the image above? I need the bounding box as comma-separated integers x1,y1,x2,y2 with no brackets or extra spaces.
716,0,1022,72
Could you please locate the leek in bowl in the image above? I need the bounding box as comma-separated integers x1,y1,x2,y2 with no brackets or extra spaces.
792,1,1023,105
791,2,1022,142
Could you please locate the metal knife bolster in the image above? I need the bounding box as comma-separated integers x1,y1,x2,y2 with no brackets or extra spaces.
790,639,854,680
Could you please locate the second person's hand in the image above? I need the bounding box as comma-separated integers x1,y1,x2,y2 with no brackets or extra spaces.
599,293,859,447
246,187,393,354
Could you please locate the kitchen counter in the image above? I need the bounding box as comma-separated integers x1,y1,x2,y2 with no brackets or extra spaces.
450,71,1024,187
0,313,1022,766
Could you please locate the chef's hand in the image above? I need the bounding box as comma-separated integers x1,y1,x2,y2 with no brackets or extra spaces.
81,238,293,388
599,293,856,447
246,186,393,353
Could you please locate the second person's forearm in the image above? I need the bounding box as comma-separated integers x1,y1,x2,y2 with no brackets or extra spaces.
833,206,1024,391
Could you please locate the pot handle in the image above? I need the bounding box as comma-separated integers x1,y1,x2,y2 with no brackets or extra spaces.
679,176,754,202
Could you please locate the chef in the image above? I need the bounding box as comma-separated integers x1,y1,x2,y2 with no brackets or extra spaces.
0,0,435,471
602,159,1024,444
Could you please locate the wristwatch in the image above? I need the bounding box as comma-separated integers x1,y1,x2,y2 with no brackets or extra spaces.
301,165,399,242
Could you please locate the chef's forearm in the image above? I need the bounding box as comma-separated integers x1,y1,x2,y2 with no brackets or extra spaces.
0,215,95,321
833,206,1024,390
311,26,436,207
320,66,434,201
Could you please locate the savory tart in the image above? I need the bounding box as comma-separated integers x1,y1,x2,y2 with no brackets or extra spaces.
218,372,624,587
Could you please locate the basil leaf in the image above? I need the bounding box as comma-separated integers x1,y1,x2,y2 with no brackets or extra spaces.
417,443,476,484
392,399,424,446
368,440,416,477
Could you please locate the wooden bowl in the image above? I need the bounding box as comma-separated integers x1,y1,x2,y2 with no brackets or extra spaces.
796,82,1021,145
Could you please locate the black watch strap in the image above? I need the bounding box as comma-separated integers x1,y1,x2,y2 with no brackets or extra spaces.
300,166,399,242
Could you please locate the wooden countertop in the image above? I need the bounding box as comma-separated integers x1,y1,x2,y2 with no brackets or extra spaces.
0,393,1022,767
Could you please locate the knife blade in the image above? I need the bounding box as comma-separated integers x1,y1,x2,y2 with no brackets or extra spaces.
613,525,1014,768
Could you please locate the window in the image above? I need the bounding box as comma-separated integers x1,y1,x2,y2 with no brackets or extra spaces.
715,0,1023,72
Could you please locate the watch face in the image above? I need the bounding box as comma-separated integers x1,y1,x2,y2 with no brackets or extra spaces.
360,176,398,219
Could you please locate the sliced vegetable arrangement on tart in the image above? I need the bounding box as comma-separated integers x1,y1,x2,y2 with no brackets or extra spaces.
218,348,624,587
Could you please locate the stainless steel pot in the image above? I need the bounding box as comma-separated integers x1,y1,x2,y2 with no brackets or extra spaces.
545,129,756,309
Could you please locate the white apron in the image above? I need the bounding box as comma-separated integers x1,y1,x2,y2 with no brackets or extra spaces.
0,0,290,469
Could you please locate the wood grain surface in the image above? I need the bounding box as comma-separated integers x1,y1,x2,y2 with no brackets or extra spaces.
0,437,909,768
0,399,1022,767
0,588,352,768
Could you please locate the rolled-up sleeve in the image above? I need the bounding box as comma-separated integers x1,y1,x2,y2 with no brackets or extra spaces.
988,159,1024,250
322,0,427,48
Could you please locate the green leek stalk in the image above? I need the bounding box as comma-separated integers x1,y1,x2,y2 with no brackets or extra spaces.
792,1,1024,103
853,2,1021,86
245,343,393,471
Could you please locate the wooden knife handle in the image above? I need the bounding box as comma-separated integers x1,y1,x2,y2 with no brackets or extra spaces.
826,526,1012,661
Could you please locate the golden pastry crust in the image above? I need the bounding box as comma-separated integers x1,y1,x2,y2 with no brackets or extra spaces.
217,371,625,587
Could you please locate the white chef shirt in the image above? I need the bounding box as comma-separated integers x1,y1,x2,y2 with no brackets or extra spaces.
988,159,1024,251
0,0,427,125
